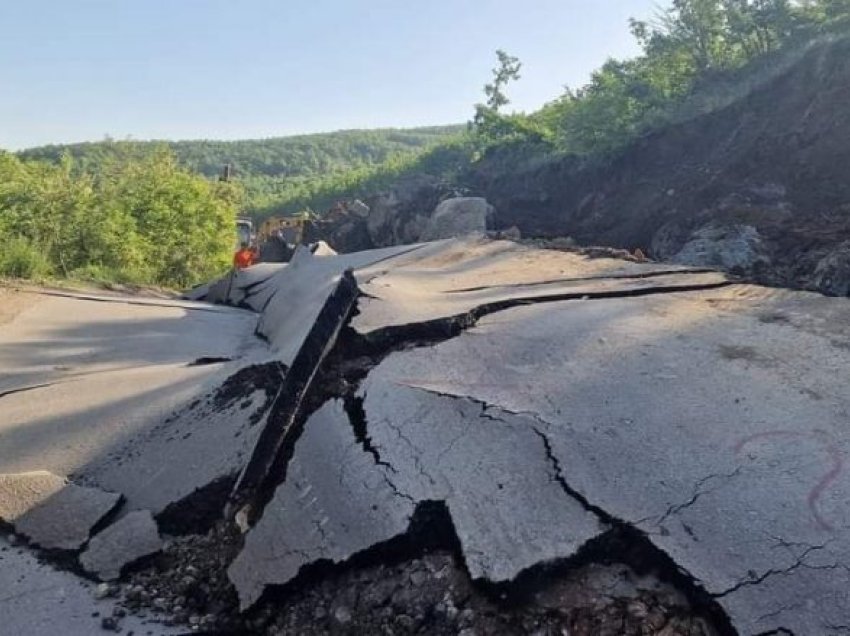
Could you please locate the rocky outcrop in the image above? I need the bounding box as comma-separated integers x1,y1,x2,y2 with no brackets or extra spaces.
811,241,850,297
420,197,494,241
660,223,769,274
364,175,450,248
301,39,850,296
317,217,372,254
313,180,494,252
309,176,452,253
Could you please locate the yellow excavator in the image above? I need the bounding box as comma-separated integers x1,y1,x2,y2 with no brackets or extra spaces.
259,217,298,244
258,211,313,244
221,157,312,261
256,211,315,262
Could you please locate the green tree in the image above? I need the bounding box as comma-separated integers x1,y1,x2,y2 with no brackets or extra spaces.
797,0,850,29
473,50,532,144
722,0,796,56
484,50,522,111
18,126,464,217
632,0,731,72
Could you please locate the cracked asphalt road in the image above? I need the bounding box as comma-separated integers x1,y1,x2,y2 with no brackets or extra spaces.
0,288,268,515
348,281,850,634
227,240,850,634
2,238,849,635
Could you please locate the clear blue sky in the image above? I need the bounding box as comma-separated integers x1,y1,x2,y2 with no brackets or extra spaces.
1,0,661,150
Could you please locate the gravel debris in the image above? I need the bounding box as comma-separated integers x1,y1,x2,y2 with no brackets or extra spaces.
111,521,719,635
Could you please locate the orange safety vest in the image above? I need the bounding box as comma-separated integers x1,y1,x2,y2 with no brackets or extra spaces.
233,248,255,269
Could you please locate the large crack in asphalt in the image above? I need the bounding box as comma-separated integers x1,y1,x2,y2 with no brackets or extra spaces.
92,268,742,633
343,395,398,476
527,422,734,635
385,387,739,635
357,276,734,354
211,272,744,633
0,382,56,399
157,473,240,536
186,356,234,367
227,270,360,524
443,267,720,294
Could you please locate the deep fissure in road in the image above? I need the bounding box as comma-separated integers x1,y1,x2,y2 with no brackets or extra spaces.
30,271,744,634
200,273,743,633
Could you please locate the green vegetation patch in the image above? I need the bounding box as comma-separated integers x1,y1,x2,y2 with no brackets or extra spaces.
0,149,239,288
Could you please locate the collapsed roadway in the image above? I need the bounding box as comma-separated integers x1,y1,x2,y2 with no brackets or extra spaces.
1,236,849,635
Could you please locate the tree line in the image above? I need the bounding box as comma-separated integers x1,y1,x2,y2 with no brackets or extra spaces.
1,128,467,286
19,126,462,179
17,127,463,215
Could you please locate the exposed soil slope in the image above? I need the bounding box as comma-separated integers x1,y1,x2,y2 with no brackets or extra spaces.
469,36,850,294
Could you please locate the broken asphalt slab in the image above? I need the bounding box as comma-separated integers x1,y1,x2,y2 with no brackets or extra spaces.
86,246,383,519
80,359,286,521
354,284,850,635
228,270,360,517
0,290,264,485
227,391,605,610
350,236,728,336
80,510,162,581
227,400,417,609
226,241,850,633
195,242,427,319
0,245,428,521
226,240,726,610
0,471,121,551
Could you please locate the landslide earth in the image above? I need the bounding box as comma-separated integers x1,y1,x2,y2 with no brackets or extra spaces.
314,36,850,297
468,36,850,296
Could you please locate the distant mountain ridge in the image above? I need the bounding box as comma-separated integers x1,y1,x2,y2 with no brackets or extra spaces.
16,125,464,180
16,125,466,217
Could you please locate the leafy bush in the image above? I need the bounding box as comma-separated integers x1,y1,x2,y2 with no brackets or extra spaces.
0,237,52,279
0,148,238,288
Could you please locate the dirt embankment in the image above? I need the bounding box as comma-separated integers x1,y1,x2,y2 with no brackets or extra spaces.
0,286,42,326
468,36,850,295
308,37,849,295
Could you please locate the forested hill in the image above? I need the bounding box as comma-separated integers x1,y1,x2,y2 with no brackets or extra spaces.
16,125,464,217
17,125,462,179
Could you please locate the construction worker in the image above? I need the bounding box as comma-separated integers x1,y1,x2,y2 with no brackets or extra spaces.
233,242,256,269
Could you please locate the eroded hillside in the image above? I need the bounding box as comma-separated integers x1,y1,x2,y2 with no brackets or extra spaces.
468,36,850,295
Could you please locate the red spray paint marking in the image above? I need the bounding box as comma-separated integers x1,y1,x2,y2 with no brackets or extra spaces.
735,430,842,532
